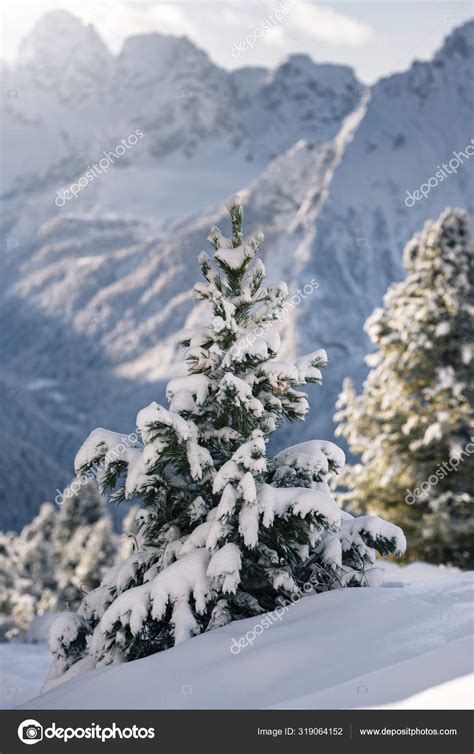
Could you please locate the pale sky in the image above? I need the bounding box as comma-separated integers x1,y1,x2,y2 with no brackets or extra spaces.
1,0,473,83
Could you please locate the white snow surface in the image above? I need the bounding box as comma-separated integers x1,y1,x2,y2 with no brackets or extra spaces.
274,440,346,474
0,643,52,710
18,569,474,710
375,673,473,710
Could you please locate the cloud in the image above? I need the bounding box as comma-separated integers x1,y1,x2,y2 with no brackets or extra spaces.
97,1,373,55
287,4,374,46
84,2,197,51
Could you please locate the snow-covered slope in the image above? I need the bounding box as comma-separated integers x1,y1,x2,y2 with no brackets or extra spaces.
19,571,474,709
291,19,474,420
1,13,473,528
0,643,52,709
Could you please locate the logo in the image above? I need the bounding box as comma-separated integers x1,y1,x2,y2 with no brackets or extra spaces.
18,719,43,745
18,720,155,744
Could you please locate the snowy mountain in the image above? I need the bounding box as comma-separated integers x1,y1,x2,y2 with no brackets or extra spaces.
0,12,473,529
291,19,474,421
1,10,360,237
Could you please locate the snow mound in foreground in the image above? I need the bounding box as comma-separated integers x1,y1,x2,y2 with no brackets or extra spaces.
22,572,473,710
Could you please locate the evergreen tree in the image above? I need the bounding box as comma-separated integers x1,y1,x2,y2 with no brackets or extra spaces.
0,482,119,638
54,480,106,551
54,481,118,605
336,209,474,567
47,198,404,683
0,531,27,639
17,503,58,601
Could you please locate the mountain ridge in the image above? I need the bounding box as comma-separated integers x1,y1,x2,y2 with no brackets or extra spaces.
0,13,472,529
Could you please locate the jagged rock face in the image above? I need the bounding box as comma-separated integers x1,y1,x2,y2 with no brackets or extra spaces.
17,10,113,97
291,20,474,439
0,13,473,528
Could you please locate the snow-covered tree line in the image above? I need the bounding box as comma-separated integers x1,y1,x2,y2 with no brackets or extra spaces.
46,197,405,686
0,482,133,640
336,209,473,568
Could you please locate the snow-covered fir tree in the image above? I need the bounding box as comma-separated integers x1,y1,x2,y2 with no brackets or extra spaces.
54,481,117,606
47,198,405,684
54,480,107,551
336,209,473,568
17,503,58,609
0,531,27,640
0,481,119,637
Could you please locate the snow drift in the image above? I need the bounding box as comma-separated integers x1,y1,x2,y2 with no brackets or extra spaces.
21,571,473,710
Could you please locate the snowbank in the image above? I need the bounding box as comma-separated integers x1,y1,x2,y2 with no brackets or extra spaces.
0,644,52,709
20,571,473,710
376,673,473,710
